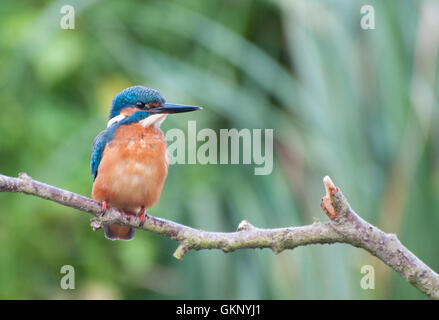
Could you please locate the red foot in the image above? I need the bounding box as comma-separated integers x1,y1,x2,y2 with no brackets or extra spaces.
101,201,108,214
139,206,145,226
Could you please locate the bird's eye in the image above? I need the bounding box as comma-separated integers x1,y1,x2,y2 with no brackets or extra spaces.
135,101,145,108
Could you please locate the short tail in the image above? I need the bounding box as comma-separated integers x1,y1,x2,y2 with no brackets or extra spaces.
104,224,135,241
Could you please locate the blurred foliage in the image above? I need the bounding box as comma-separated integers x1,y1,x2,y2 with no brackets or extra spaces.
0,0,438,299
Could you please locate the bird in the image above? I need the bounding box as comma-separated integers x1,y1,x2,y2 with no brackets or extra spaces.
90,85,201,240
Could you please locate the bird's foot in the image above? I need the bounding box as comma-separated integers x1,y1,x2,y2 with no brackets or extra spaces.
100,200,108,216
138,206,146,227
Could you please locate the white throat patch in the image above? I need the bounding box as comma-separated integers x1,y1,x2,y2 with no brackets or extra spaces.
140,114,167,128
107,114,126,128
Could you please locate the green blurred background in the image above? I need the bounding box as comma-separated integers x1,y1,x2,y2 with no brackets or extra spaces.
0,0,438,299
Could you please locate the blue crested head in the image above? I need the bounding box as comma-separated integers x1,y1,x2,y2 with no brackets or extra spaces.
109,86,166,119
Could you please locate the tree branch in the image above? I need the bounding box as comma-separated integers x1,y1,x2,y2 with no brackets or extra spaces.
0,173,438,299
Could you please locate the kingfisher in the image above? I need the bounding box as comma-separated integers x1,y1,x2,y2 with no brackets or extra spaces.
90,85,201,240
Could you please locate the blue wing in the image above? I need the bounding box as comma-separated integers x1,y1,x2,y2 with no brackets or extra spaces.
90,129,110,181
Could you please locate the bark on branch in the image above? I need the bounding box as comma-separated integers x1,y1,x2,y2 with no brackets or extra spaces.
0,173,438,299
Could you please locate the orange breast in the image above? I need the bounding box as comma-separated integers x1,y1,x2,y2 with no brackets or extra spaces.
92,123,168,211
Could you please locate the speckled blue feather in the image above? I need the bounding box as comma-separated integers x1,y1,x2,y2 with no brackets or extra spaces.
109,86,166,119
90,111,150,180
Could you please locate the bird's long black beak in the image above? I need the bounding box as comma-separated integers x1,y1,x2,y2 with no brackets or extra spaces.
149,104,202,114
